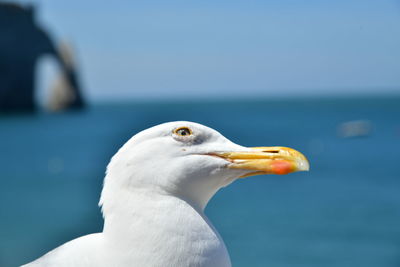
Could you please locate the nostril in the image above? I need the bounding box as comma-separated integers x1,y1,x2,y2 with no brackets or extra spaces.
265,150,279,153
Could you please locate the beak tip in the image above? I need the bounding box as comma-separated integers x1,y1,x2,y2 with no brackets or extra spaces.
297,159,310,172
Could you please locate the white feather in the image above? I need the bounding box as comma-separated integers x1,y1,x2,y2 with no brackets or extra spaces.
23,121,251,267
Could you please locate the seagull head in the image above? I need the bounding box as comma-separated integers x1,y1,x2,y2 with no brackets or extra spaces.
100,121,309,212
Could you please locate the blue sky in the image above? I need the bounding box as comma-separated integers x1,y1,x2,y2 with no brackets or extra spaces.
25,0,400,101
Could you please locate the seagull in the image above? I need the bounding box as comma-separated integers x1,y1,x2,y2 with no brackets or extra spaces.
23,121,309,267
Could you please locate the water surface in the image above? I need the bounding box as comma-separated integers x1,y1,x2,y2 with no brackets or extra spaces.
1,97,400,266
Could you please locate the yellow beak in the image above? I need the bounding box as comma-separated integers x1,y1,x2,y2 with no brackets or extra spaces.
212,147,309,178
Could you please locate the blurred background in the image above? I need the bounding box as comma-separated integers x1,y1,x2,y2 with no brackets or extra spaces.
1,0,400,266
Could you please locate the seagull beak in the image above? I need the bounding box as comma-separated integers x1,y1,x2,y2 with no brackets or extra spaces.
212,147,309,178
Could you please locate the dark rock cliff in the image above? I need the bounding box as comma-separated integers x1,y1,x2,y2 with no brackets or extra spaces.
0,3,85,113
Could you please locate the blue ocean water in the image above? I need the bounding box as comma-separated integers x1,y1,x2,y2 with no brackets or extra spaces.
1,97,400,267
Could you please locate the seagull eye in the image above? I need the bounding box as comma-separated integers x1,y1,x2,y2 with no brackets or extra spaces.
174,127,193,137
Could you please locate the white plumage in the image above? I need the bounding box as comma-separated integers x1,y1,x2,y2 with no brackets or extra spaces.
23,121,308,267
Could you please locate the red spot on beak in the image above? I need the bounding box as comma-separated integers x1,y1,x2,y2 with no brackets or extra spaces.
271,160,293,175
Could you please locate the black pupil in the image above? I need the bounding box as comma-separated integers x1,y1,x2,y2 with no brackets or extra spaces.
179,128,189,136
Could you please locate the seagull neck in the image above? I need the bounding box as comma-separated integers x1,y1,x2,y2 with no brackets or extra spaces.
100,187,230,267
101,187,210,236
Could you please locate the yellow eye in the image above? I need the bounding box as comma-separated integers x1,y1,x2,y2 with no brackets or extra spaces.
174,127,193,137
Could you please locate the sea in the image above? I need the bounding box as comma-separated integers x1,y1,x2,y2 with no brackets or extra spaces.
1,97,400,267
